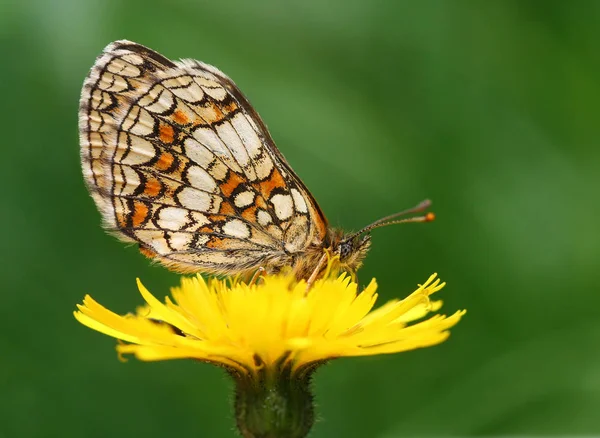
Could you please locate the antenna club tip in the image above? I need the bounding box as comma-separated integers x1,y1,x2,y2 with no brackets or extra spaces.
425,212,436,222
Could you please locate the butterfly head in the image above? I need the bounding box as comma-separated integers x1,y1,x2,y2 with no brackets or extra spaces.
335,232,372,272
332,199,434,272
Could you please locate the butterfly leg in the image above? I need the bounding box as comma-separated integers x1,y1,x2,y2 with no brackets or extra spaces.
249,267,266,286
305,253,328,293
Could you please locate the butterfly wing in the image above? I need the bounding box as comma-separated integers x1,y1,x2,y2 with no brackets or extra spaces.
79,40,328,274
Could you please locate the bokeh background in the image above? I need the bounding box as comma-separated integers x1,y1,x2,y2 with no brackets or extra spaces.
2,1,599,437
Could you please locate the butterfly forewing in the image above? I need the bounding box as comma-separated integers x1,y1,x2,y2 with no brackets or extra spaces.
79,40,328,274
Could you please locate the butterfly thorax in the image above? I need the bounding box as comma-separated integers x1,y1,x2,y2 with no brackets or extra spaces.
290,228,372,280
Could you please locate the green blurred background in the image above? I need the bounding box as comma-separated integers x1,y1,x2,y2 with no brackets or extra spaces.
2,1,599,436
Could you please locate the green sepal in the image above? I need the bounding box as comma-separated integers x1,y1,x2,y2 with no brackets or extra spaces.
232,354,320,438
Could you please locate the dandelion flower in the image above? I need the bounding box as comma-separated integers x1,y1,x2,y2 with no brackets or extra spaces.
74,270,465,437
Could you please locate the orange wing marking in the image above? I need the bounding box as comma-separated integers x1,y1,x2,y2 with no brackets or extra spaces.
143,178,162,197
255,196,268,209
132,201,149,227
202,101,225,124
241,205,258,222
159,124,175,143
219,202,236,215
223,101,238,113
258,167,286,199
173,110,189,125
139,246,158,259
220,172,246,197
206,237,226,249
155,152,175,171
208,214,227,222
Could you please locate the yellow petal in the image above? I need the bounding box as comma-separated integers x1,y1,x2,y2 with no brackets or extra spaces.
74,269,466,374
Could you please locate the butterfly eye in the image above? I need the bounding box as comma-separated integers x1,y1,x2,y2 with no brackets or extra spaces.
338,241,353,261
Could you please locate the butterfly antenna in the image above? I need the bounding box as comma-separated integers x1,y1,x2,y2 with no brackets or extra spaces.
344,199,434,241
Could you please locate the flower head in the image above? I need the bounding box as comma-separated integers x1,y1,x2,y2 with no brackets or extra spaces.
74,270,465,437
75,271,464,373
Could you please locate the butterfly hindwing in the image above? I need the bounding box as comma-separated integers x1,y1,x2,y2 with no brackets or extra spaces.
79,40,328,274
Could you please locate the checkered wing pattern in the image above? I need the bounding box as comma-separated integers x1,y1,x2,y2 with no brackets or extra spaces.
79,40,328,274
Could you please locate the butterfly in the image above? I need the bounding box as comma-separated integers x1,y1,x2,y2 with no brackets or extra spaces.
79,40,433,284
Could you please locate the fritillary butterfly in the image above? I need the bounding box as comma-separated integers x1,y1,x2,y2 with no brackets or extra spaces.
79,41,433,283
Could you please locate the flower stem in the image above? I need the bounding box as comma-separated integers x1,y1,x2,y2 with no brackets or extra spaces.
233,356,315,438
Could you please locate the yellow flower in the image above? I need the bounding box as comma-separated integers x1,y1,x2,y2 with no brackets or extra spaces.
74,271,465,438
74,272,464,373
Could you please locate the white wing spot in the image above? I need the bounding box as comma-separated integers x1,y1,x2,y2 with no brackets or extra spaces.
257,210,273,226
194,235,210,246
184,138,214,166
107,58,141,77
215,121,254,178
177,188,213,212
121,54,144,65
113,166,140,196
202,85,227,101
142,87,175,114
234,191,255,208
222,219,251,239
123,107,155,136
270,194,294,221
290,188,308,214
231,113,262,158
186,165,217,193
254,154,274,179
170,78,205,102
192,126,242,172
157,207,189,230
183,139,229,181
168,232,193,250
189,212,210,229
135,230,170,254
118,134,156,165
